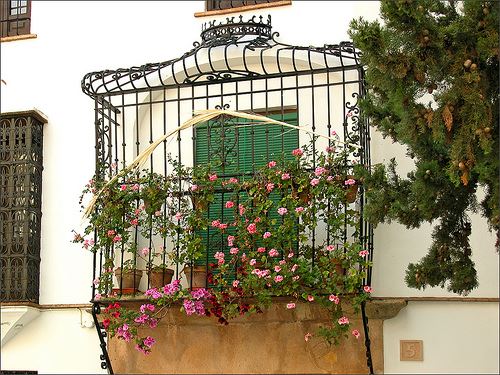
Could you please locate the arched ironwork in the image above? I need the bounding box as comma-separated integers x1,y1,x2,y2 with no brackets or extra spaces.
82,15,361,97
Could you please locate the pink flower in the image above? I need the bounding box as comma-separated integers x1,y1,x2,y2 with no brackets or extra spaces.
279,260,286,265
218,223,228,230
254,217,261,223
238,204,246,215
228,177,238,184
94,293,102,300
257,247,266,253
268,160,277,168
274,265,282,272
359,250,369,257
140,303,155,313
232,280,240,288
230,247,239,255
281,173,290,180
214,252,225,262
143,336,156,348
292,148,303,157
291,264,298,272
326,245,335,252
347,110,353,118
249,259,257,266
141,247,150,257
292,275,300,281
247,223,257,234
190,184,198,192
268,249,279,257
120,184,127,191
225,201,234,209
277,207,288,216
310,178,320,186
338,316,349,325
363,285,373,293
314,167,326,176
331,130,337,136
174,212,182,221
227,235,235,246
107,229,116,237
154,210,161,217
304,333,312,342
266,182,275,192
352,329,361,339
326,175,334,181
344,178,356,186
93,277,100,286
286,302,296,309
208,174,218,181
211,219,221,228
326,146,335,153
263,232,271,239
329,294,340,304
288,252,294,258
132,183,140,191
274,275,284,283
113,235,122,243
307,295,314,302
295,207,304,213
149,318,158,328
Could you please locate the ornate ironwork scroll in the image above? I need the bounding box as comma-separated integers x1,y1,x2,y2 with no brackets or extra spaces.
0,111,46,303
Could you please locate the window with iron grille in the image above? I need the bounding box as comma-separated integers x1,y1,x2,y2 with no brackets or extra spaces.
1,0,31,38
0,110,45,303
206,0,284,11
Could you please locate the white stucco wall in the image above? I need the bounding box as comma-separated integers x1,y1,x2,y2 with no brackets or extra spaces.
1,1,498,374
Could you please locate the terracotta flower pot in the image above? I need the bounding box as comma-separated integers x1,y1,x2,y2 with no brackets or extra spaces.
183,265,207,290
114,267,143,290
148,268,174,289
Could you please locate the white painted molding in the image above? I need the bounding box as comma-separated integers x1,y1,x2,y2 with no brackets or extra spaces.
1,306,41,347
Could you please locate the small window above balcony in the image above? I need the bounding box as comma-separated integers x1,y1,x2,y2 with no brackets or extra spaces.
195,0,291,17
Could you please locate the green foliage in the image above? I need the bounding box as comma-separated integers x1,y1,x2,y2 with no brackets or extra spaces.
349,0,498,294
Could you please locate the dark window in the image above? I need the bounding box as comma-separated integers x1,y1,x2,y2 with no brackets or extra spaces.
0,111,45,303
1,0,31,38
206,0,283,11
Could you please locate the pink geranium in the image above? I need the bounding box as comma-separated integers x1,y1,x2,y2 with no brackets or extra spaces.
247,223,257,234
292,148,303,157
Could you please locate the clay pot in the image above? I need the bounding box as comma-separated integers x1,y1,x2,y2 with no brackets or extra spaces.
148,268,174,289
183,265,208,290
114,267,143,290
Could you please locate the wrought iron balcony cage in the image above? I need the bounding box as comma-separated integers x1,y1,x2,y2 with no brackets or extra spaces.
81,15,373,373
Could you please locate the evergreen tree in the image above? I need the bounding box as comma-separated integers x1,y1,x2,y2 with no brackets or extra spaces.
349,0,498,295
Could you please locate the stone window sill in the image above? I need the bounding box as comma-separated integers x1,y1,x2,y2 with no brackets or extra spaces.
0,34,37,43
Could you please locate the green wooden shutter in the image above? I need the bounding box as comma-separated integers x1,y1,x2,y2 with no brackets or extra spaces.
194,112,298,281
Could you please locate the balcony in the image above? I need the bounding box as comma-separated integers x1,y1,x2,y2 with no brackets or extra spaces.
78,15,384,374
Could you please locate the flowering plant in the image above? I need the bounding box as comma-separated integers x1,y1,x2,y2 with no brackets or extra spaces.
72,166,176,294
90,136,372,353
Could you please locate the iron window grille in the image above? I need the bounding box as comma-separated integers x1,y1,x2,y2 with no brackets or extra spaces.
0,110,46,303
0,0,31,38
82,14,373,298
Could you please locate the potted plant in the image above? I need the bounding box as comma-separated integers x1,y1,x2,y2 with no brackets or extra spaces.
114,259,143,291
